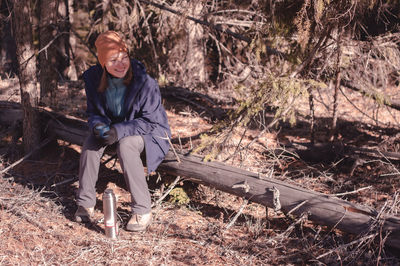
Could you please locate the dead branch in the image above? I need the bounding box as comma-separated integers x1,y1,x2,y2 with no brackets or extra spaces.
341,79,400,111
138,0,285,57
0,137,53,174
152,175,181,207
331,186,372,197
315,234,375,260
268,212,309,245
225,198,248,230
0,197,48,231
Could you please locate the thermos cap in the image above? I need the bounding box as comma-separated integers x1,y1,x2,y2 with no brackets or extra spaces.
104,188,114,194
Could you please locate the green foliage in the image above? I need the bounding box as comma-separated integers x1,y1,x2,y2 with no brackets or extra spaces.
168,187,190,205
193,134,220,161
195,73,328,161
362,86,392,106
249,37,268,63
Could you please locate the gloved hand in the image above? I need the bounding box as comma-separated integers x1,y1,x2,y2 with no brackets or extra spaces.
93,123,110,139
102,126,117,146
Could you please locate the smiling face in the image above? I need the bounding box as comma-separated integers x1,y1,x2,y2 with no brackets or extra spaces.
105,52,130,78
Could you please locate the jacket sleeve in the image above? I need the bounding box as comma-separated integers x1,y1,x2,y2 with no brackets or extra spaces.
113,76,164,139
83,69,110,131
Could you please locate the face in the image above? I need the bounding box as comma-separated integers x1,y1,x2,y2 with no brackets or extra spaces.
105,52,130,78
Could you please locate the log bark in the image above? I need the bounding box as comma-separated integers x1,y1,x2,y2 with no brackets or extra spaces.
0,101,400,249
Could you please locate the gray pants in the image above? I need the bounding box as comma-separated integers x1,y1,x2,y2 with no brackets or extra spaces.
76,135,151,214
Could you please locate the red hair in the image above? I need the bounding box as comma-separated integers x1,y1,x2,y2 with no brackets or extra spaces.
97,65,133,93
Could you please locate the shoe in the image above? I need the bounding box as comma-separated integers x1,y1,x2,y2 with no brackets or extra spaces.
74,206,94,223
126,213,152,232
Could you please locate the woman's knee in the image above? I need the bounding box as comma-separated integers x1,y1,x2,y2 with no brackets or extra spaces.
81,135,105,160
117,135,144,156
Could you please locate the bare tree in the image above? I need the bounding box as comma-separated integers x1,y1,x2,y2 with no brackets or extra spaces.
12,0,41,154
150,0,207,86
0,0,18,77
58,0,78,81
39,0,59,107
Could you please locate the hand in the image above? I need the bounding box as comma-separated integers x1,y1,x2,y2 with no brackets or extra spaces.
102,126,117,146
93,123,109,139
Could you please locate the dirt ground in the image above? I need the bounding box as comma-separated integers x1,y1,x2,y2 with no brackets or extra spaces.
1,77,400,265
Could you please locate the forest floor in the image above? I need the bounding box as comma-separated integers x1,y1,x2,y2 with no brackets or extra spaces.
1,77,400,265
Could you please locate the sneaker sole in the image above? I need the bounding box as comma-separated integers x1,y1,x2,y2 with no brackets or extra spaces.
126,224,148,232
75,215,92,223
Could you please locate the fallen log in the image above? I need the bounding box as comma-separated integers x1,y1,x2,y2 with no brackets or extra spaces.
1,101,400,249
286,141,400,162
160,153,400,247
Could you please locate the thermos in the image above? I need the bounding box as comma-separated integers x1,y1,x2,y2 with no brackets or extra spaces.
103,189,118,239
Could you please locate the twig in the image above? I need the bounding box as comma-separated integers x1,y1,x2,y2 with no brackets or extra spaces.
0,197,48,231
0,137,53,175
138,0,285,57
227,127,247,163
225,198,248,230
50,176,78,187
164,131,181,163
139,0,248,42
316,234,375,260
134,0,161,73
177,133,183,152
226,180,251,230
287,200,308,216
152,175,181,207
70,27,98,60
174,95,215,117
101,154,118,168
330,186,372,197
339,86,385,126
268,212,309,244
37,107,68,130
208,34,222,79
223,105,294,162
19,33,66,66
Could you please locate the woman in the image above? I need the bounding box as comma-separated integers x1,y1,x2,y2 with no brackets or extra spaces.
75,31,171,232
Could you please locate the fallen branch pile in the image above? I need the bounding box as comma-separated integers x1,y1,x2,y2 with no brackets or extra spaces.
1,100,400,250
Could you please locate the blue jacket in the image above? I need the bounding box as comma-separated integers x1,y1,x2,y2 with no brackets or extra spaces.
82,59,171,173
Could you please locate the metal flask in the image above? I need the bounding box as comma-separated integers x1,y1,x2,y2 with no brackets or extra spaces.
103,189,118,239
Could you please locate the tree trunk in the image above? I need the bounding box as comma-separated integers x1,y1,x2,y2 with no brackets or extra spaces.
0,0,18,77
12,0,41,155
58,0,78,81
184,1,207,84
330,29,343,140
158,0,207,87
66,0,77,80
39,0,59,107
